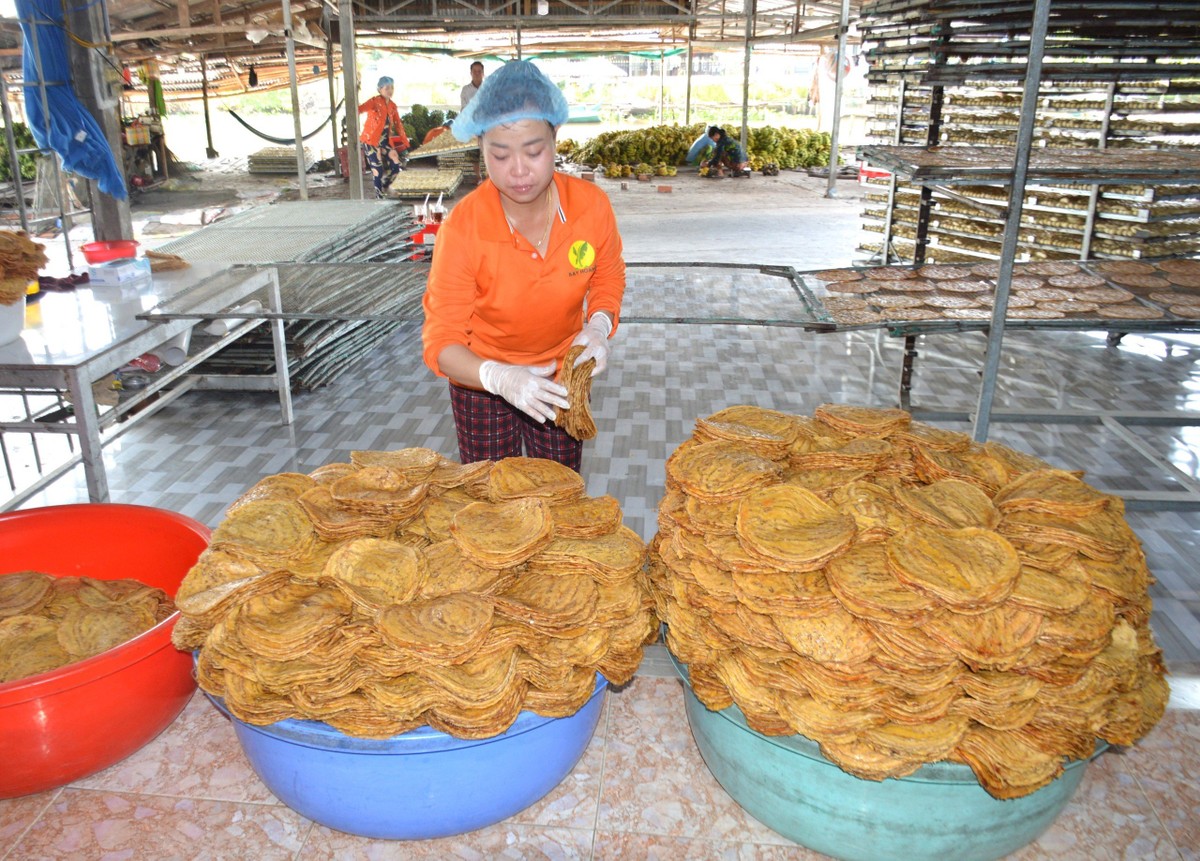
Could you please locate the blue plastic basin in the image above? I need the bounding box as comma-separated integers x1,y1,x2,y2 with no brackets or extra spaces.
206,673,606,840
672,654,1100,861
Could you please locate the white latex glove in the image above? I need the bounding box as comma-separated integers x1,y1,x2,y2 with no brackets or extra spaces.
479,360,569,424
570,314,614,377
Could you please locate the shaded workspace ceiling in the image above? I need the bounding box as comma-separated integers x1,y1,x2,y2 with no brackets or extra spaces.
86,0,858,100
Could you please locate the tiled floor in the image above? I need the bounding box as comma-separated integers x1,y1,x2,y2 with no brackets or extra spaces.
3,666,1197,860
4,195,1200,857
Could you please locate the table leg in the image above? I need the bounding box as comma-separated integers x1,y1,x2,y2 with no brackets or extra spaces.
267,270,294,425
67,369,109,502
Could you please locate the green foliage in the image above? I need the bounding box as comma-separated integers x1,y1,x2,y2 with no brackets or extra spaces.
0,122,38,182
403,104,457,146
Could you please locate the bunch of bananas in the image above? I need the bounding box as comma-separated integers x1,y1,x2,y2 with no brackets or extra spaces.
576,123,707,169
575,124,832,174
746,126,832,169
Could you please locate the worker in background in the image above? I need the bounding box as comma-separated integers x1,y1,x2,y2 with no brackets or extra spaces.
704,125,751,178
358,76,410,199
422,60,626,473
422,118,453,146
460,61,485,109
460,62,486,182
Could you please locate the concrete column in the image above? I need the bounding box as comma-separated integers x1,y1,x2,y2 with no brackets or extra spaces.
339,0,364,199
65,0,132,240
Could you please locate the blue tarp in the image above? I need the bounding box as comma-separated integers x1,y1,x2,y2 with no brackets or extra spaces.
17,0,127,200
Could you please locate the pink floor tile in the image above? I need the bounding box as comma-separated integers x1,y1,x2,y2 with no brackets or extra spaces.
69,690,279,804
296,823,594,860
1009,750,1182,861
510,725,606,830
0,789,60,849
596,676,793,845
1119,709,1200,860
8,789,310,860
592,830,830,859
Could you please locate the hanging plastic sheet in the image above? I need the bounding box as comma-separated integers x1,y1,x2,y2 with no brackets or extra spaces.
17,0,128,200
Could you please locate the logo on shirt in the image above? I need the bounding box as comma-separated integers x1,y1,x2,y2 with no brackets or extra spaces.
568,240,595,271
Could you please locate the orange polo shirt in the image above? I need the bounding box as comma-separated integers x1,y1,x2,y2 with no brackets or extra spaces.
422,172,625,380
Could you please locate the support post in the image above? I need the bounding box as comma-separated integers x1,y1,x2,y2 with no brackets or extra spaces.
201,55,218,158
685,25,694,125
338,0,363,199
282,0,308,200
740,0,753,158
327,36,339,166
659,48,665,125
63,0,132,246
825,0,850,198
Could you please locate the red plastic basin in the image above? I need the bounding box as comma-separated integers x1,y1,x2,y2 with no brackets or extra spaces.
80,240,140,265
0,503,209,798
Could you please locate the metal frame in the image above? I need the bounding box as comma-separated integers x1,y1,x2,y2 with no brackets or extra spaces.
858,0,1200,445
856,145,1200,185
0,267,292,510
971,0,1051,441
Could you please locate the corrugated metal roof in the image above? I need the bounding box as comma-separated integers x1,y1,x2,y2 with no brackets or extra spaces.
1,1,857,99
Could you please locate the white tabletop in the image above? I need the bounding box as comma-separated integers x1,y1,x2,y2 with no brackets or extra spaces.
0,262,230,370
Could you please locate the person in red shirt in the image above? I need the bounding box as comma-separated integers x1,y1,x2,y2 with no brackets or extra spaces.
358,76,409,198
422,119,452,146
422,60,626,472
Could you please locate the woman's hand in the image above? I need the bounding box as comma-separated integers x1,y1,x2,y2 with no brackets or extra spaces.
479,360,569,423
570,314,614,377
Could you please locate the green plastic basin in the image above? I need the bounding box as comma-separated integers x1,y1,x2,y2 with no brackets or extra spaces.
673,653,1101,861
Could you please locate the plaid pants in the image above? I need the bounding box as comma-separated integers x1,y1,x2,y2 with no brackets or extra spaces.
448,383,583,472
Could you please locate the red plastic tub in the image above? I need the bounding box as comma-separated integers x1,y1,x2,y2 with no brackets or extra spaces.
0,503,209,798
80,240,140,265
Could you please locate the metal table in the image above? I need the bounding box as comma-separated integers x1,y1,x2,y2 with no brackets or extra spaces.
0,263,292,509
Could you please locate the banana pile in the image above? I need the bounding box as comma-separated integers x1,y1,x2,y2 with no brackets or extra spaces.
568,123,832,174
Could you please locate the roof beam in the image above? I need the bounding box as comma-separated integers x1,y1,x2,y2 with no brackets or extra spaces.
111,23,254,42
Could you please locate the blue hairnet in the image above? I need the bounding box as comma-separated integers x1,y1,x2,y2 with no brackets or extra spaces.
377,76,393,88
452,60,568,140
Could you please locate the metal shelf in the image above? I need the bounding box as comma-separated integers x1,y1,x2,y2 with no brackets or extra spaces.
858,145,1200,185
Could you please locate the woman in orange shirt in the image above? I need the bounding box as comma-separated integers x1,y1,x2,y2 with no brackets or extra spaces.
422,61,625,472
422,119,452,145
358,76,409,199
